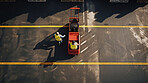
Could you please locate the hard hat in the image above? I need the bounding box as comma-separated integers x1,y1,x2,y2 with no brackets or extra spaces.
56,32,59,35
72,40,75,43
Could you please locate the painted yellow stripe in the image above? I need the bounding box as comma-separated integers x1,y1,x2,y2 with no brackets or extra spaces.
0,25,66,28
80,26,148,28
0,25,148,28
0,62,148,65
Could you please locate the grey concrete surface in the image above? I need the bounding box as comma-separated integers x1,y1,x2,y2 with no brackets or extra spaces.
92,0,148,83
0,0,148,83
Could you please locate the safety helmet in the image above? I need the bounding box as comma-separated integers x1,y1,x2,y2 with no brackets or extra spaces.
56,32,59,35
72,40,75,44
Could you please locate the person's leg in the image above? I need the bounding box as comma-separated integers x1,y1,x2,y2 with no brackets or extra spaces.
59,40,62,45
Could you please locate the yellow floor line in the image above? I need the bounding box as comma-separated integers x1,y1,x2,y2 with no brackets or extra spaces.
80,26,148,28
0,62,148,65
0,25,66,28
0,25,148,28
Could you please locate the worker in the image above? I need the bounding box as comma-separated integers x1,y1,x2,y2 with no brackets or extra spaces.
70,41,79,50
54,32,65,45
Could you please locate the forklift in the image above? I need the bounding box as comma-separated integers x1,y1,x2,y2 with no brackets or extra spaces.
68,8,80,55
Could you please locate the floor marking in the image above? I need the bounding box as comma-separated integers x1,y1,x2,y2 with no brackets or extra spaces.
91,35,95,38
86,34,95,42
82,2,86,34
80,47,88,53
130,15,148,48
1,62,148,65
1,25,148,28
79,59,83,62
88,29,91,33
80,26,148,28
90,50,98,57
0,25,66,28
80,34,85,38
71,65,75,70
81,40,87,46
50,66,58,72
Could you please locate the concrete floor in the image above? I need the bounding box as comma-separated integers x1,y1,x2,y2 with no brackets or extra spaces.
0,0,148,83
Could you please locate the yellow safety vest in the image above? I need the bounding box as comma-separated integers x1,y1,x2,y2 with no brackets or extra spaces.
55,34,62,41
70,42,77,50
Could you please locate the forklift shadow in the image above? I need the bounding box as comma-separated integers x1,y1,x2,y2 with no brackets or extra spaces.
33,23,74,68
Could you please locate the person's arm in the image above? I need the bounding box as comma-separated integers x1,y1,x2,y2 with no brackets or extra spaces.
60,34,65,38
74,42,79,45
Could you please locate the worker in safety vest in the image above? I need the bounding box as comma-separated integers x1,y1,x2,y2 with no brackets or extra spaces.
54,32,65,45
70,41,79,50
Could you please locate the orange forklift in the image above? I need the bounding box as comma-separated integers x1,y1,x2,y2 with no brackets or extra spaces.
68,8,80,55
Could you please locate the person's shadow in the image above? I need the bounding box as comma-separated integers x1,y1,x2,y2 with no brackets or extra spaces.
33,23,74,68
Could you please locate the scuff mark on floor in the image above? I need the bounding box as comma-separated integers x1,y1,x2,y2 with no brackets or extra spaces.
86,1,100,83
130,15,148,48
86,1,96,32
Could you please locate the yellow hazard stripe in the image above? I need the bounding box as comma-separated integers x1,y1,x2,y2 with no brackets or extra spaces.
0,25,148,28
0,62,148,65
